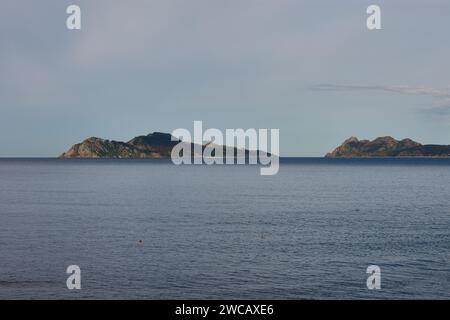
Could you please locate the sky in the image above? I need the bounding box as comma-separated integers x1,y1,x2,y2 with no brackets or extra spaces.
1,0,450,157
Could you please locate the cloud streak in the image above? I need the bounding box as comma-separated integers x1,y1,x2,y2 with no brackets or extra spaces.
310,84,450,114
310,84,450,98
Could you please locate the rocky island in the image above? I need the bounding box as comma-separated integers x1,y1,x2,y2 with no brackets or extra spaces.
60,132,181,158
60,132,260,159
326,136,450,158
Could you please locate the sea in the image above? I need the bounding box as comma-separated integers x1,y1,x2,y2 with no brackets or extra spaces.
0,158,449,299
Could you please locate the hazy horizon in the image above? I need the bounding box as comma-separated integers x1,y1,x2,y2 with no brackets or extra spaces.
2,0,450,157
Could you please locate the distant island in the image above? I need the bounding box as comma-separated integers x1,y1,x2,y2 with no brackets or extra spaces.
60,132,180,158
326,136,450,158
60,133,450,158
60,132,260,159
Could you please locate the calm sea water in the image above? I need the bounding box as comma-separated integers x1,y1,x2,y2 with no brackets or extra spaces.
0,158,449,299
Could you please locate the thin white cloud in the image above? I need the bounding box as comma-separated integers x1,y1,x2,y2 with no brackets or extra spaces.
310,84,450,98
310,84,450,113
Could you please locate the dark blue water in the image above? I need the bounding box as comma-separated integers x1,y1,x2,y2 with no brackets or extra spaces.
0,158,449,299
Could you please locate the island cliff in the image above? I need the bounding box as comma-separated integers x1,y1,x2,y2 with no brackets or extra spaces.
326,136,450,157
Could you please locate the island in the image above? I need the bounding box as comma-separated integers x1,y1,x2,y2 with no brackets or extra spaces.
60,132,181,158
60,132,261,159
326,136,450,158
61,133,450,158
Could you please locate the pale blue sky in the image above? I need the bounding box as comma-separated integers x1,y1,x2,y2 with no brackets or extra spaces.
1,0,450,156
